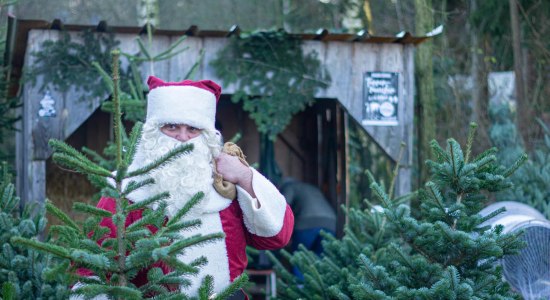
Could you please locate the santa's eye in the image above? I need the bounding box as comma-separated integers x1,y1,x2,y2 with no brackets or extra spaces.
162,124,179,131
188,126,200,133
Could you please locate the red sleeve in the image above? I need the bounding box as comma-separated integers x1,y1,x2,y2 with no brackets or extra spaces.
245,205,294,250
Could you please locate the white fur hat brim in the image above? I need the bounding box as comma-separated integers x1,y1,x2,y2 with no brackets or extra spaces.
146,85,216,130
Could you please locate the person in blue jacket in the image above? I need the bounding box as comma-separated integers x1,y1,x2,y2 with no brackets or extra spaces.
279,177,337,280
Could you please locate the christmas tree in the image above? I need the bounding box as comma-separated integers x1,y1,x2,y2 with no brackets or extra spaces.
0,161,68,299
489,103,550,218
270,123,526,299
12,51,246,299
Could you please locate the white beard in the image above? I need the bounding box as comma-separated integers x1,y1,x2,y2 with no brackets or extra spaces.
125,122,225,218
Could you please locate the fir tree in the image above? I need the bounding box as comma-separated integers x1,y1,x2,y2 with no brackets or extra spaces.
504,122,550,218
270,123,526,299
0,0,22,160
489,103,550,218
0,162,68,299
11,51,246,299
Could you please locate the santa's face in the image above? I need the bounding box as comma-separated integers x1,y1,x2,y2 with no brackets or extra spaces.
126,122,222,217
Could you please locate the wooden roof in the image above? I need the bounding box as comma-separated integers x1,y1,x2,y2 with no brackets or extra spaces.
5,16,429,97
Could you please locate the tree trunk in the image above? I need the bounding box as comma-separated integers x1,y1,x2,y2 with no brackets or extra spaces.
509,0,529,148
469,0,490,152
415,0,435,187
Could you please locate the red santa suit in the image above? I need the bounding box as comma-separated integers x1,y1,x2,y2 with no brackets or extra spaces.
75,76,293,298
86,168,293,296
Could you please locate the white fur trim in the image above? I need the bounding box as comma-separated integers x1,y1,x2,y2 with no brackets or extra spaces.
178,212,230,297
236,168,287,237
202,186,233,214
147,85,216,130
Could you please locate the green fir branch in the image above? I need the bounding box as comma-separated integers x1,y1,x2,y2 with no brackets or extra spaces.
51,153,113,178
125,144,194,178
389,243,414,270
370,182,392,209
111,50,123,169
213,273,248,300
125,211,162,233
266,250,297,284
81,147,107,165
164,219,202,234
124,229,151,242
153,35,188,60
167,233,225,256
425,182,448,216
10,237,71,260
125,248,155,272
429,139,449,163
72,284,142,299
70,250,112,271
162,256,203,275
476,207,506,229
465,123,478,163
165,192,204,227
123,121,143,167
72,202,113,218
79,239,105,254
1,181,17,213
197,275,214,299
472,147,498,164
135,38,152,60
127,77,141,101
42,259,71,282
122,177,155,196
126,192,170,212
49,139,103,170
448,139,463,177
46,200,79,231
184,49,205,80
154,46,191,61
91,61,114,93
502,153,528,178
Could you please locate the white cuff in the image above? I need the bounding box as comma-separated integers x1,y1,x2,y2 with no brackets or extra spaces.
236,168,287,237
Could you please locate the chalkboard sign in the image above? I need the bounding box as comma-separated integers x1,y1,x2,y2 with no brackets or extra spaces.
362,72,399,126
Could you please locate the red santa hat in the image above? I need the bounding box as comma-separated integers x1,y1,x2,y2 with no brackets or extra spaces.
146,76,221,130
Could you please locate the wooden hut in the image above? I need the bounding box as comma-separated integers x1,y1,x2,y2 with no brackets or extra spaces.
6,17,427,232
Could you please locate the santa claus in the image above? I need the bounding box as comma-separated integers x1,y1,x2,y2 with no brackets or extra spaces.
77,76,294,299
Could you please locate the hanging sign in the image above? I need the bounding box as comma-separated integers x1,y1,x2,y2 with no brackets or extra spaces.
361,72,399,126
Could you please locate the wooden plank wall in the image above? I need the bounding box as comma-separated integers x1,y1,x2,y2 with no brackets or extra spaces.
17,30,109,203
17,29,413,204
